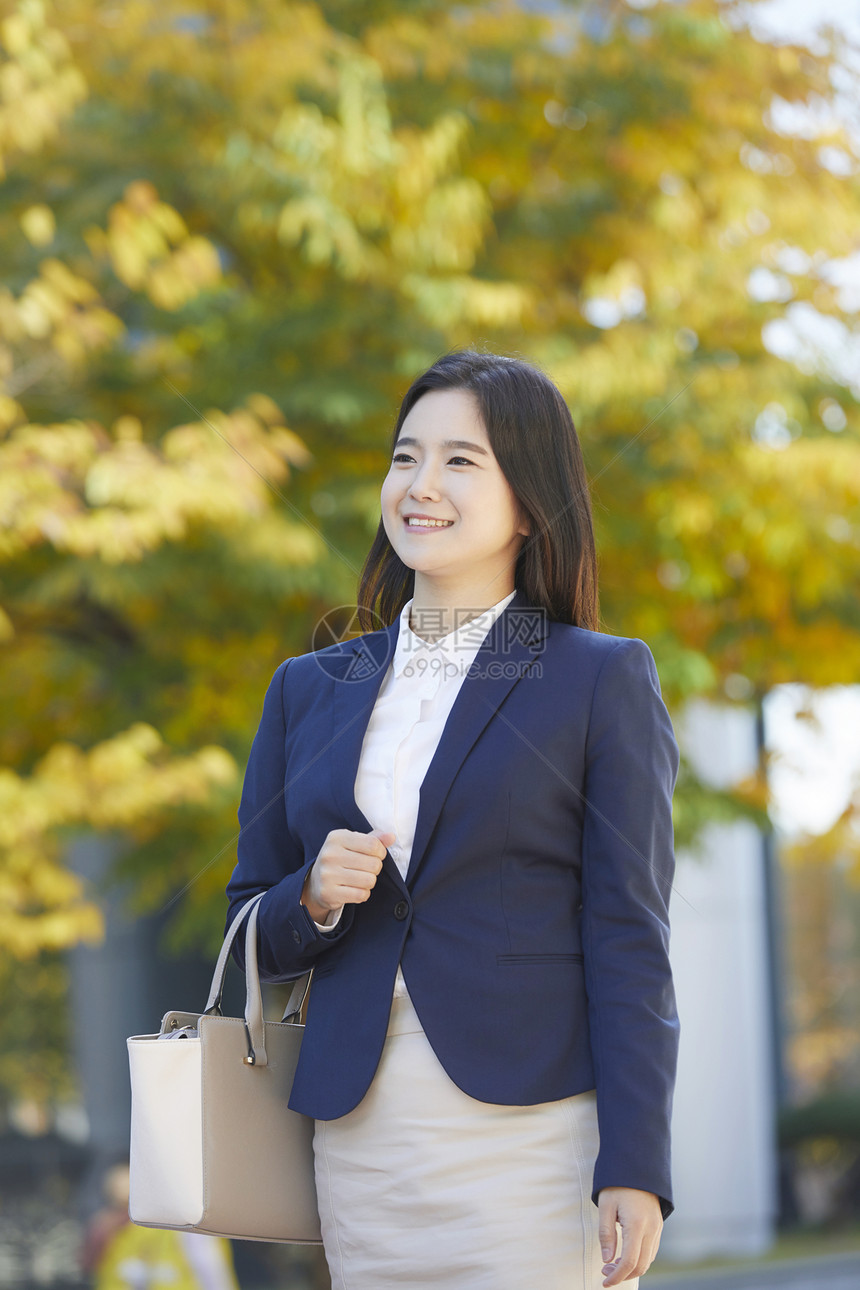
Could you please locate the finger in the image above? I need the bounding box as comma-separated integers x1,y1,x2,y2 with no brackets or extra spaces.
642,1225,663,1272
324,828,356,847
343,836,388,865
338,852,384,878
335,866,379,891
318,865,378,900
335,885,376,905
321,844,382,874
597,1202,619,1267
365,828,396,861
602,1225,645,1287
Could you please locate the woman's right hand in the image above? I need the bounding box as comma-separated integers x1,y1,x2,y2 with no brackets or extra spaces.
301,828,395,925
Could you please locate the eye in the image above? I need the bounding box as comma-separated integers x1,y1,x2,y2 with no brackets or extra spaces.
390,451,476,466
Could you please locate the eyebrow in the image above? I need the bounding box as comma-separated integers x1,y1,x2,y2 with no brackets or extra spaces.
393,436,489,456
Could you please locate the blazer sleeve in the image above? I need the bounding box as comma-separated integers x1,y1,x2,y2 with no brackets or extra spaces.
225,659,355,980
581,637,681,1219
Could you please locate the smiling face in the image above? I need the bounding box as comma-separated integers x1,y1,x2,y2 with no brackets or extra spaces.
381,388,530,609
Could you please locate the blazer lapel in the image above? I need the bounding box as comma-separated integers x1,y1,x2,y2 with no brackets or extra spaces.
327,590,548,892
329,620,404,889
405,590,547,884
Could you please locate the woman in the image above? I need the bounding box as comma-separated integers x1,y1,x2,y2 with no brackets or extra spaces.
226,351,680,1290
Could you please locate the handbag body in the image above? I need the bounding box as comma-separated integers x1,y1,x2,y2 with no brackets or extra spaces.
127,893,322,1243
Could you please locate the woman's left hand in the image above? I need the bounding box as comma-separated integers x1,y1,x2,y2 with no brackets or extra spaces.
597,1187,663,1286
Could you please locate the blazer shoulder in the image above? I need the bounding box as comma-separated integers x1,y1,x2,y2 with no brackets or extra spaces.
270,624,396,692
287,624,394,666
547,621,655,665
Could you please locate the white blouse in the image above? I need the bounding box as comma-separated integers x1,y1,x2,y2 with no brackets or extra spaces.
315,589,517,1001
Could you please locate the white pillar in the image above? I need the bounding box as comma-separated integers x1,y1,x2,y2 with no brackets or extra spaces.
659,699,778,1261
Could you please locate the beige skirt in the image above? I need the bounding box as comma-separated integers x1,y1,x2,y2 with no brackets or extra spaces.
313,993,636,1290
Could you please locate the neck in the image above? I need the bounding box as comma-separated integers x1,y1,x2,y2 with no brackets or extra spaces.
408,575,516,643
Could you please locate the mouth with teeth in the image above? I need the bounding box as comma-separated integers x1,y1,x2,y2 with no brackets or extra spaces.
404,517,454,529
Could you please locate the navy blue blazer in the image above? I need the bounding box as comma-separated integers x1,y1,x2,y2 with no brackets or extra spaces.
226,588,681,1216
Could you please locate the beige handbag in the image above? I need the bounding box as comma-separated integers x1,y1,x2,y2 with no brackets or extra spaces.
127,893,322,1243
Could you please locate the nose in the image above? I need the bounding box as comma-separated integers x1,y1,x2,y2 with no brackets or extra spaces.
408,459,442,501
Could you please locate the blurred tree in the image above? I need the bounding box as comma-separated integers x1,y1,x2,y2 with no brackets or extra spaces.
781,802,860,1093
1,0,859,1098
0,0,518,968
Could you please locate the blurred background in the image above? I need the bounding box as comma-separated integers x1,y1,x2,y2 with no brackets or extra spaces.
0,0,858,1287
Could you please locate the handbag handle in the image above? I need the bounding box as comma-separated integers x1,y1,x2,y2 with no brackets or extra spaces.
203,892,311,1069
203,892,266,1018
243,899,269,1067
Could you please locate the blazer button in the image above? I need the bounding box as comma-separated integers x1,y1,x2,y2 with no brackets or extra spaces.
292,928,302,943
393,900,409,921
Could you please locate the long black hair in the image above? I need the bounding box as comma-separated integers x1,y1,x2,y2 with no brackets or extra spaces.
357,350,599,632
